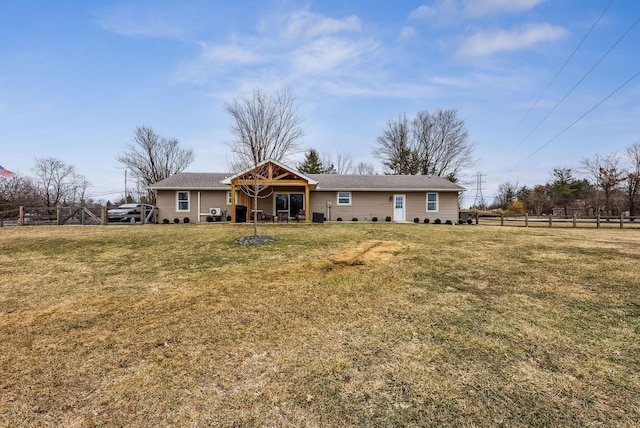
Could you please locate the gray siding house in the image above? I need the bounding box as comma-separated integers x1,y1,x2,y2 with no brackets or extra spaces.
149,160,465,223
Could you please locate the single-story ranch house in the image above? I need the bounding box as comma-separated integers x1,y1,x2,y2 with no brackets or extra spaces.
149,160,466,224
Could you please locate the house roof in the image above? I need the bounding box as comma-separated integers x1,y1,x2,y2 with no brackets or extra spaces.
150,171,466,192
149,172,230,190
307,174,465,192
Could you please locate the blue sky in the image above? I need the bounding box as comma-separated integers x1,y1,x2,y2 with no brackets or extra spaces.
2,0,639,205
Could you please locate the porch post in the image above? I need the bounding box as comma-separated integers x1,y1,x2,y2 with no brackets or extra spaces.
230,182,236,223
305,183,310,224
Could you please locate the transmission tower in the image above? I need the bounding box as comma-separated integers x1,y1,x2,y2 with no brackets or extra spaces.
472,171,485,209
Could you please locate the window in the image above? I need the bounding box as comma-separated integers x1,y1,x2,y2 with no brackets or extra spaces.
275,193,304,217
426,192,438,212
337,191,351,205
226,191,238,205
177,191,190,211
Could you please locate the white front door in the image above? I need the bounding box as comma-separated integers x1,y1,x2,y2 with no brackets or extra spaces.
393,194,406,222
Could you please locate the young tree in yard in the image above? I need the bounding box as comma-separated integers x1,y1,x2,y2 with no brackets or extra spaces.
237,162,274,237
225,88,304,172
118,126,195,204
374,109,474,181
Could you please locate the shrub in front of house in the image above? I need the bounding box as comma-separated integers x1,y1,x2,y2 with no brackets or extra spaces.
162,218,170,224
424,218,430,224
467,219,473,224
337,217,343,221
173,218,180,224
372,217,378,222
385,216,391,222
413,217,420,223
226,215,231,221
184,217,190,223
352,217,358,222
434,218,441,224
206,215,214,222
445,220,453,225
458,219,464,225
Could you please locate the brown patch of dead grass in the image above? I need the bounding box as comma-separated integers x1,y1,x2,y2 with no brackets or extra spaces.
328,240,408,266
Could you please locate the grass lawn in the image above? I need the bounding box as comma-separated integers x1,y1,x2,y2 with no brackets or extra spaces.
1,223,639,427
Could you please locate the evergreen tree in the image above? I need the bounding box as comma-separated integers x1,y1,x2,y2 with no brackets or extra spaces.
298,149,331,174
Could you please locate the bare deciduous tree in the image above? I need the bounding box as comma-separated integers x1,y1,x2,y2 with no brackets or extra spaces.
225,88,304,172
333,152,354,175
582,153,624,215
236,163,274,236
0,174,39,210
374,109,475,181
118,125,195,204
32,157,88,207
353,161,377,175
374,114,415,175
624,142,640,216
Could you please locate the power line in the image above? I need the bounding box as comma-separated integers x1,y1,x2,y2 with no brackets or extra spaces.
504,0,614,143
503,69,640,176
507,13,640,154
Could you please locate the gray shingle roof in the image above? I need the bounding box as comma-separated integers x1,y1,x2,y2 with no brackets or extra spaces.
149,173,230,190
150,172,466,192
307,174,465,192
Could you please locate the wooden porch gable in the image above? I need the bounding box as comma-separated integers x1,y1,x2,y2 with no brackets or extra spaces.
225,160,317,224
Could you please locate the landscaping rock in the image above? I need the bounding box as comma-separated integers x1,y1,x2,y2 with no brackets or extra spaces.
234,235,275,245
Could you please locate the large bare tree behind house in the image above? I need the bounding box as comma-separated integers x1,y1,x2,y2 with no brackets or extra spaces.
225,88,304,172
374,109,475,181
118,126,195,204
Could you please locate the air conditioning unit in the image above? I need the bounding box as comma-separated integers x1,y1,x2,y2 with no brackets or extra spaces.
209,208,222,217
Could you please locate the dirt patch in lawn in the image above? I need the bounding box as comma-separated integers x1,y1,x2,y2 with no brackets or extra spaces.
329,240,407,266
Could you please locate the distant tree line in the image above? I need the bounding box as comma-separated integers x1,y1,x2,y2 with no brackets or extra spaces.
0,157,92,212
486,142,640,217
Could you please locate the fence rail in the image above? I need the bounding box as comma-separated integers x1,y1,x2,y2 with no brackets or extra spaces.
475,212,640,229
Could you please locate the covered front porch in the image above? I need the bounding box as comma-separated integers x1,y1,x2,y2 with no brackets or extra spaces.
222,160,318,224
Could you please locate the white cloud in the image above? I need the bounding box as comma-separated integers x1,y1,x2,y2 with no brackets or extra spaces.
284,10,361,38
96,5,190,39
199,43,261,64
409,0,545,23
400,26,417,40
458,23,568,57
290,37,377,76
465,0,546,16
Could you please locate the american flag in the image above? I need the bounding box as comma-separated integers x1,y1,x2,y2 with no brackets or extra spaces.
0,165,16,177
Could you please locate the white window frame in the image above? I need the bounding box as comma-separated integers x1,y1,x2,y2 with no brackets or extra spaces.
177,191,190,212
337,191,352,206
226,190,239,205
426,192,439,212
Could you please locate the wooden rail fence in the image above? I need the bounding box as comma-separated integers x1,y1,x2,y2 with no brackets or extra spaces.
0,206,155,227
474,212,640,229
